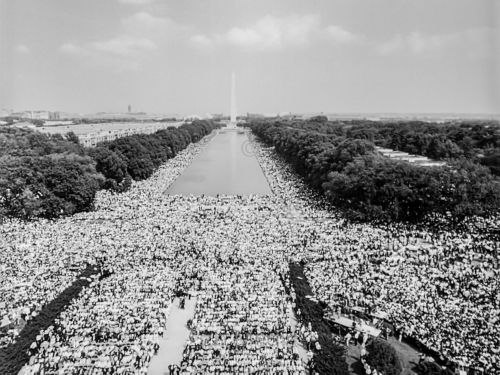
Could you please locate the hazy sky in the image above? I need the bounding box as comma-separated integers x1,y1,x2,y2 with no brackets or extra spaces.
1,0,498,115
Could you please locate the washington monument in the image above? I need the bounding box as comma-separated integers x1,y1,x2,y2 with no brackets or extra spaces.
230,72,237,127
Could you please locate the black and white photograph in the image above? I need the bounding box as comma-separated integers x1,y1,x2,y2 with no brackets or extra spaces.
0,0,499,374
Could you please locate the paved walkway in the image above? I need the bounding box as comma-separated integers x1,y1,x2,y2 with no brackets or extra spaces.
287,304,309,367
148,297,197,375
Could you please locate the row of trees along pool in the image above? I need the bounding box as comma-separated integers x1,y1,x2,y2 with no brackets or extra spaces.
245,117,500,223
0,120,220,220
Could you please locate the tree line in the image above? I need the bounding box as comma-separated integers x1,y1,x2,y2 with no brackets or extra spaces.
259,117,500,176
342,120,500,176
0,120,220,220
246,119,500,223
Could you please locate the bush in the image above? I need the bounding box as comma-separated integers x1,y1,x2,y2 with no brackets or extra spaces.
366,338,402,375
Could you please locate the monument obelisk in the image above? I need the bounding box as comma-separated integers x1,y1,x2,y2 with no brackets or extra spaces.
230,72,237,127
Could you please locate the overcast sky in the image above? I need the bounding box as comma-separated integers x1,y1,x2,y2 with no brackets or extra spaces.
0,0,498,115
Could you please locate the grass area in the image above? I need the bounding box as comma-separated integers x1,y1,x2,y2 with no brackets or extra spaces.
346,344,365,375
388,337,421,375
346,337,421,375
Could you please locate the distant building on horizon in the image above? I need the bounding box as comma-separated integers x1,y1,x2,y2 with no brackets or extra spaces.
30,111,60,120
7,110,61,120
184,114,203,122
208,113,224,121
277,112,293,119
246,113,265,120
49,112,60,120
128,104,132,113
0,109,13,117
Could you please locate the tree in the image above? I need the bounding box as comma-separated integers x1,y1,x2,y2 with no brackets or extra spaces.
366,338,402,375
480,149,500,176
32,119,45,127
88,147,128,184
309,115,328,123
65,131,80,145
249,118,500,223
0,155,103,220
1,121,221,220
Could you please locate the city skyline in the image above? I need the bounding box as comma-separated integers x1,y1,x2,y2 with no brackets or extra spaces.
1,0,499,115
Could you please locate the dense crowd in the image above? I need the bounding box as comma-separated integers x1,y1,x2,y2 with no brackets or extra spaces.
0,248,80,348
181,265,304,373
25,264,174,374
304,222,499,372
1,136,212,374
1,129,498,374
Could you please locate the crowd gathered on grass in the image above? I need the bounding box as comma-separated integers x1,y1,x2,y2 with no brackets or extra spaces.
0,120,499,374
303,213,499,372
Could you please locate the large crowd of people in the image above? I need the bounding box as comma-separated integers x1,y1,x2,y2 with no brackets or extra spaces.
181,265,304,373
1,129,498,374
304,221,499,372
1,136,212,373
